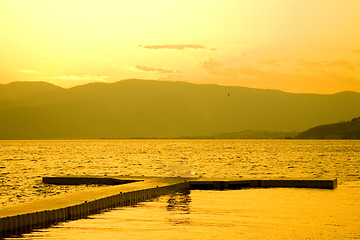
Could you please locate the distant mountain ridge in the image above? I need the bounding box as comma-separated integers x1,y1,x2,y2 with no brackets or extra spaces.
0,79,359,139
296,117,360,139
0,81,61,101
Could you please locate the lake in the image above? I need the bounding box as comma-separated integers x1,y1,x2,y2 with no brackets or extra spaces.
1,140,359,239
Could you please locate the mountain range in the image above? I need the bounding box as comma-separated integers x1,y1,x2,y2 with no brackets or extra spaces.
0,79,359,139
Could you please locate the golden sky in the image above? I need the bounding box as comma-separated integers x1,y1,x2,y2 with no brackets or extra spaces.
1,0,359,93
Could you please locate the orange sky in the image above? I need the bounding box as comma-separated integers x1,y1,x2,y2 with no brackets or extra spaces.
1,0,359,93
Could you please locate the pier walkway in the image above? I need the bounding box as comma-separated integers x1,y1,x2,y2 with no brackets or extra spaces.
0,176,337,237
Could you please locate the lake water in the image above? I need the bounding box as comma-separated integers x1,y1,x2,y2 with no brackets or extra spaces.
1,140,360,239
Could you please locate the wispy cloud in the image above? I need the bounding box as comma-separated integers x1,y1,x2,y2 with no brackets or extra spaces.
136,66,180,74
200,58,267,76
14,69,38,74
139,44,215,50
298,59,354,70
200,59,224,71
200,59,266,78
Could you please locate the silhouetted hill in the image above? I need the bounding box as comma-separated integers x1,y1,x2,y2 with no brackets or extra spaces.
0,79,360,139
296,117,360,139
0,81,62,101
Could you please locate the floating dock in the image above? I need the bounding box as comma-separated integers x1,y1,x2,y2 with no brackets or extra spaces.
190,178,337,190
0,176,337,237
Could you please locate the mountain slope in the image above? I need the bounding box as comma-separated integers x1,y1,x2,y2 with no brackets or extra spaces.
0,79,359,139
0,81,62,101
296,117,360,139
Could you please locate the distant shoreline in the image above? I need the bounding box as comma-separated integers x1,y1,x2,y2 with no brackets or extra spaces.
1,137,359,140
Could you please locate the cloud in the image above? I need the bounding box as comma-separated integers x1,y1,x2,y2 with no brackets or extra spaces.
298,59,354,70
139,44,215,50
200,59,224,71
14,69,38,74
200,59,266,77
48,75,108,81
135,65,180,74
199,59,234,77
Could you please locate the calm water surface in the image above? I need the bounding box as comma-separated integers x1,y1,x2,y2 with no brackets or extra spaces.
1,140,359,239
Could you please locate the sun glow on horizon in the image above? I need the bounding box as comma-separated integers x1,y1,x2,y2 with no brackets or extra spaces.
1,0,359,93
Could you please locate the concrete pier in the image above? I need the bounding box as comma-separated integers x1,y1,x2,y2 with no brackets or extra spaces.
0,177,189,237
0,176,337,237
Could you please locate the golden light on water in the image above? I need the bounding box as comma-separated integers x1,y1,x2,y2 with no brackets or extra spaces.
1,1,360,238
1,140,359,239
1,0,360,93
